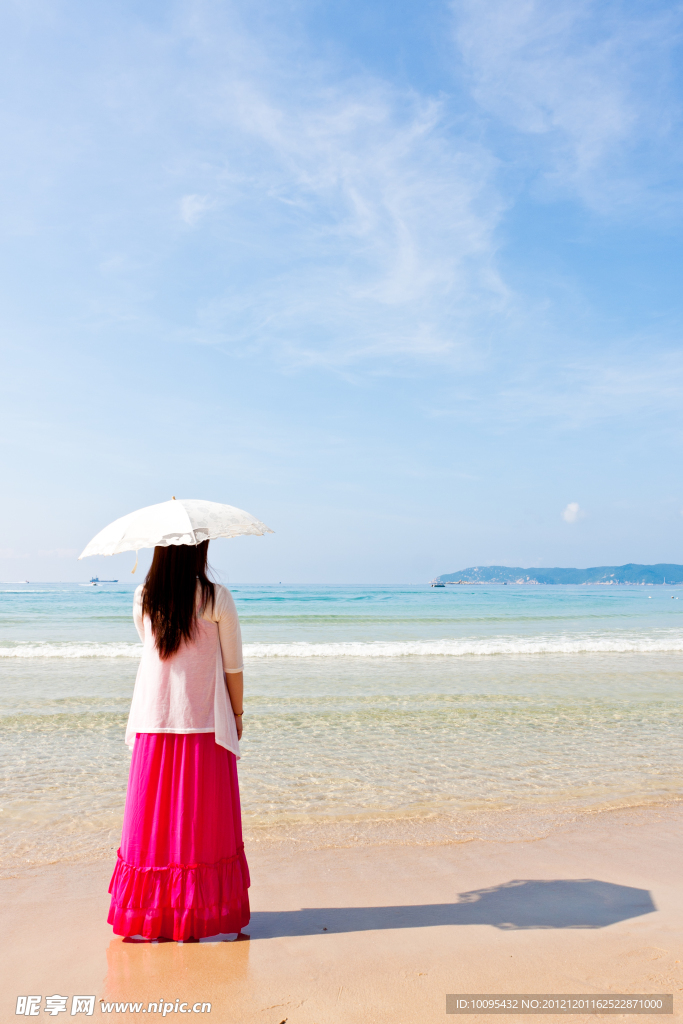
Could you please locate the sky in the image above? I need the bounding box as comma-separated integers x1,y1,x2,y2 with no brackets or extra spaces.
1,0,683,583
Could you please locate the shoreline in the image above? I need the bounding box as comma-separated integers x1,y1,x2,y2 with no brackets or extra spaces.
2,803,682,1022
4,798,683,879
243,798,683,851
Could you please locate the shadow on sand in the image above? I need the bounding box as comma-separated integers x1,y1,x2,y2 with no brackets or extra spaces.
248,879,656,938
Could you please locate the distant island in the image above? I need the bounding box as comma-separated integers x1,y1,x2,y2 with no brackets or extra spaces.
434,563,683,585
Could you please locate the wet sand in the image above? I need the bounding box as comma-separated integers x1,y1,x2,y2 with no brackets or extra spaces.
1,806,682,1024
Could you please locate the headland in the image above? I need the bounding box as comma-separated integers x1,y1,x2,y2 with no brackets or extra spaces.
435,563,683,585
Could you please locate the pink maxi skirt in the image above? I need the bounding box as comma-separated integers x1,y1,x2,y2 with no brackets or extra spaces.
108,733,250,941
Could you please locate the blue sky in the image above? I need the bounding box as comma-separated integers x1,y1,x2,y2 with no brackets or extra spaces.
1,0,682,583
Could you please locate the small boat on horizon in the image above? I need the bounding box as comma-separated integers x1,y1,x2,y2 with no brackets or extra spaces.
80,576,119,586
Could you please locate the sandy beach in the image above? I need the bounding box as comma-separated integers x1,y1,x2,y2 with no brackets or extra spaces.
2,804,681,1024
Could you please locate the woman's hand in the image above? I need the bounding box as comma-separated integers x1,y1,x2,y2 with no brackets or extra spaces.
234,712,243,741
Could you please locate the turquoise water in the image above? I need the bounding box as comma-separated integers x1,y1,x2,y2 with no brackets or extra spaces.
1,582,682,867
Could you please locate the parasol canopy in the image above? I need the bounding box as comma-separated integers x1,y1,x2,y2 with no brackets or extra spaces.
79,497,274,561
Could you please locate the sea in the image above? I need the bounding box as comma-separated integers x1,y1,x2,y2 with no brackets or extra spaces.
1,581,682,871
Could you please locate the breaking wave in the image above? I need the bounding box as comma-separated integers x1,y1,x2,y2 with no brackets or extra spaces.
243,635,683,657
2,633,683,658
0,642,143,658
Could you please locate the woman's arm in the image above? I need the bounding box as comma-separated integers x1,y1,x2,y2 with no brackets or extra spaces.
133,585,145,642
213,586,244,740
225,671,244,740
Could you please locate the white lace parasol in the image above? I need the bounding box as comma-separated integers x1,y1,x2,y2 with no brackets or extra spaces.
79,498,274,561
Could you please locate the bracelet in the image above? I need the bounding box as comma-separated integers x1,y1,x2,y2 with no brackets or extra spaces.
234,711,244,717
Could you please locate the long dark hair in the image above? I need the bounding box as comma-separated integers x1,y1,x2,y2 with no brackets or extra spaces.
141,540,215,660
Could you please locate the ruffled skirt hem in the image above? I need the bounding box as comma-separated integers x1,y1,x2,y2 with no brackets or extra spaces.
107,903,251,941
108,846,250,941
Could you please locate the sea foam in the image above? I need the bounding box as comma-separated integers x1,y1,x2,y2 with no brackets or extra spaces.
0,641,143,658
242,635,683,657
2,633,683,658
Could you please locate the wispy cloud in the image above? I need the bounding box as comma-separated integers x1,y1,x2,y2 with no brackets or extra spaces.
429,344,683,429
3,0,681,409
453,0,683,211
139,8,512,367
179,194,216,225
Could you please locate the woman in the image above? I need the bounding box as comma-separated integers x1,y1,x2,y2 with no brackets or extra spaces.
107,540,250,941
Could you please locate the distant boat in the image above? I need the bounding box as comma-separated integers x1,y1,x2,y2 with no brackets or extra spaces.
80,576,118,586
431,581,446,587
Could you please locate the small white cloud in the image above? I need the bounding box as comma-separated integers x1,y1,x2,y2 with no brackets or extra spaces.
179,194,215,226
562,502,582,523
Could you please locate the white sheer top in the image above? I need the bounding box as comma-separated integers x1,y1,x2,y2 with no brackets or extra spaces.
125,583,243,757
